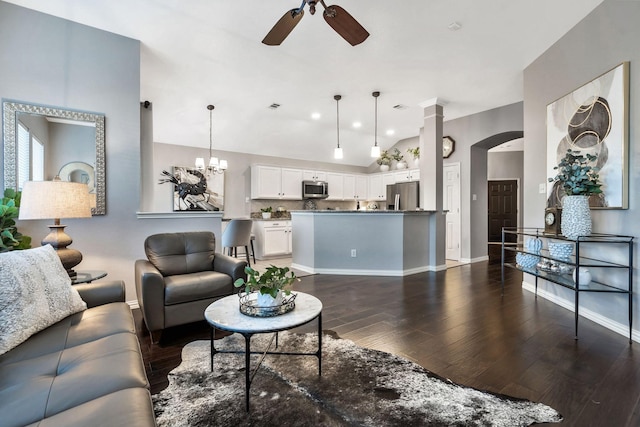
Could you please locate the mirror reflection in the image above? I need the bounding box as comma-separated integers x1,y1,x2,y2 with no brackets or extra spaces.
3,101,105,215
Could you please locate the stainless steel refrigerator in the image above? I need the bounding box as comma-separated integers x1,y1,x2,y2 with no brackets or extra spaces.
386,181,420,210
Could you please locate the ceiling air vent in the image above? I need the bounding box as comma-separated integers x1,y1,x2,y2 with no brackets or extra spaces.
393,104,408,110
268,103,281,110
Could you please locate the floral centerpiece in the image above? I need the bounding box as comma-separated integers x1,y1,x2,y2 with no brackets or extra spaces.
234,265,300,308
548,149,602,239
407,147,420,166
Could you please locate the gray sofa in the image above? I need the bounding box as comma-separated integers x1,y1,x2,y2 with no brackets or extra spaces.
0,280,156,427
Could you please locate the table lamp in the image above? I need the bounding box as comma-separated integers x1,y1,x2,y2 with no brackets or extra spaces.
19,178,92,278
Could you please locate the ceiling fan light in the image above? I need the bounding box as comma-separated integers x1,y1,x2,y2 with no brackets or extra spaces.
371,145,381,158
334,147,344,159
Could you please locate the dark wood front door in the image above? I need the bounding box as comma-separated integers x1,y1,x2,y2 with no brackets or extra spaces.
488,180,518,263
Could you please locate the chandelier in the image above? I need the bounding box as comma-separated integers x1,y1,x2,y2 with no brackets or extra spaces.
195,104,227,174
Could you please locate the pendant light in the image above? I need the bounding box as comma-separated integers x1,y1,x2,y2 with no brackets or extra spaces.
370,91,381,158
196,104,227,174
333,95,343,159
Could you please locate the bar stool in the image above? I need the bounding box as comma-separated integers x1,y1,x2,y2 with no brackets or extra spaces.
221,219,254,266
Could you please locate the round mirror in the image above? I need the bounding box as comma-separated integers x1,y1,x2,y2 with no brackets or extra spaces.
58,161,95,193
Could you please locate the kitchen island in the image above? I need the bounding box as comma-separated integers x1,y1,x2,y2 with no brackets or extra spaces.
291,210,443,276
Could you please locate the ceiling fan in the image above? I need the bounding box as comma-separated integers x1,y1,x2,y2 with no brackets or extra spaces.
262,0,369,46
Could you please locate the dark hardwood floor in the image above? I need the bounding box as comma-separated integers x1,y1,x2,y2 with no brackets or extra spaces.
134,262,640,426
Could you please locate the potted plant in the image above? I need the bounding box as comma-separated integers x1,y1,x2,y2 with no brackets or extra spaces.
234,265,300,307
548,149,602,239
261,206,273,219
391,148,407,169
407,147,420,167
376,150,392,172
0,189,32,252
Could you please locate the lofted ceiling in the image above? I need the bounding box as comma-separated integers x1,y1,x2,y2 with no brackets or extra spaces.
6,0,603,166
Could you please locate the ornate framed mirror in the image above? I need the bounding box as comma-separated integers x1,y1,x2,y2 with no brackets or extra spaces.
2,100,106,215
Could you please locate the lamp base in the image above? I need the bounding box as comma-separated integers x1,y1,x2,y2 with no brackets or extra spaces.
42,224,83,278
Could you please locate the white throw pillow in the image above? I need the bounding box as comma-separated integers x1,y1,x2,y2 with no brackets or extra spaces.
0,245,87,355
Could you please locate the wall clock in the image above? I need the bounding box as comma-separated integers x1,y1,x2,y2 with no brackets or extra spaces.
443,136,455,158
544,207,562,235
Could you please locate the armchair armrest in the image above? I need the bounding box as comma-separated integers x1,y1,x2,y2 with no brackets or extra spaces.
75,280,125,308
213,253,248,283
135,259,166,333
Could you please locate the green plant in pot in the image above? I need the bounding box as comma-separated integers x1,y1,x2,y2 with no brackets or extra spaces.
0,189,32,252
261,206,272,219
407,147,420,166
548,149,602,239
391,148,407,169
376,150,392,171
234,265,300,307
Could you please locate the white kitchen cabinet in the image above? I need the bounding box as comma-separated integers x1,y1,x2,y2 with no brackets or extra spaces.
355,175,368,200
394,169,420,183
326,172,344,200
368,171,396,200
343,174,368,200
252,220,292,259
302,170,327,182
251,165,303,199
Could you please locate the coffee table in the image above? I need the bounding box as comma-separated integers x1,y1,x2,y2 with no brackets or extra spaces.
204,292,322,411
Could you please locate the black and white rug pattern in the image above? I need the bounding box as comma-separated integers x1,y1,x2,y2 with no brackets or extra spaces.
153,332,562,426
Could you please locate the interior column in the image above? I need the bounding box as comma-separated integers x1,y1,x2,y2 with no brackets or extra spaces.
419,100,446,269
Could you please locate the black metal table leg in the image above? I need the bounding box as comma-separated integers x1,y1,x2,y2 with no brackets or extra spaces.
244,333,252,412
317,312,322,376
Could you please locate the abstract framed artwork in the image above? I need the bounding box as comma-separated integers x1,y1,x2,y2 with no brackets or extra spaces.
546,62,629,209
159,167,225,211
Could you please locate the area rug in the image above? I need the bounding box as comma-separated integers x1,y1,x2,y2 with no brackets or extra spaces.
153,332,562,426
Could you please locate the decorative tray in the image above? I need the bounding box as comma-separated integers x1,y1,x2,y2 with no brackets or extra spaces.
239,292,297,317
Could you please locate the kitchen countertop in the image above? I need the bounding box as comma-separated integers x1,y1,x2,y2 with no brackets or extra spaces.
291,210,438,214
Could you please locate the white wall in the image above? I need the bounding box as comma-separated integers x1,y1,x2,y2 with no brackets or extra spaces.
523,0,640,338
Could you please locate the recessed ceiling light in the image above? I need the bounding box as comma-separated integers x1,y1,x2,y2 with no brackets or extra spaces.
386,129,395,136
311,112,321,120
448,21,462,31
352,121,362,128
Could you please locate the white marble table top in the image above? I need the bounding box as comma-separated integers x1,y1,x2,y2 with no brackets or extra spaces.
204,292,322,334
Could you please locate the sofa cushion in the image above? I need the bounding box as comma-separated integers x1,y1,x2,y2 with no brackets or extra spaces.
0,303,149,427
145,231,216,276
23,388,155,427
0,245,87,355
164,271,233,305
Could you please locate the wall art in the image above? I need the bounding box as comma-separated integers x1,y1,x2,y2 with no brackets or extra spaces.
546,62,629,209
159,167,224,211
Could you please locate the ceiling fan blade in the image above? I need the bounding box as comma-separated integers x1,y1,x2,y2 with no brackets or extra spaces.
323,5,369,46
262,9,305,46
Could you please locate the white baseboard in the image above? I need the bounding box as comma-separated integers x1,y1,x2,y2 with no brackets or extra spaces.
460,255,489,264
291,263,439,276
521,280,638,343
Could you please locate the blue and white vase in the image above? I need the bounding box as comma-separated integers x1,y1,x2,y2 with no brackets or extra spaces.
561,195,592,240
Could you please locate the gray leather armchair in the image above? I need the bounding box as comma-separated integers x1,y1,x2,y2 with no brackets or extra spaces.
135,231,247,343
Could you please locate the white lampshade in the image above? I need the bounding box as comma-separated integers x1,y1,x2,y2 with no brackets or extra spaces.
371,145,381,158
195,157,205,170
19,180,92,220
208,157,219,168
334,147,344,159
219,159,228,170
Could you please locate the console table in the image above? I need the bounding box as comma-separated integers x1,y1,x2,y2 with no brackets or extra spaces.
501,227,633,342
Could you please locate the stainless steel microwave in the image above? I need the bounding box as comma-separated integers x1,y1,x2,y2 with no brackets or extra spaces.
302,180,329,199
